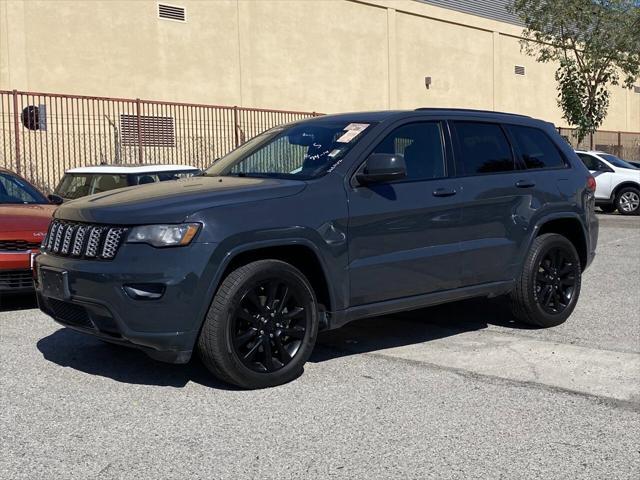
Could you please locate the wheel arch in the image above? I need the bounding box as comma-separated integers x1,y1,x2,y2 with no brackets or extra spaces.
214,240,335,314
535,216,588,271
611,181,640,201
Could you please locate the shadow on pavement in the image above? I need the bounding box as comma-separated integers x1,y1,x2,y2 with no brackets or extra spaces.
311,297,537,363
35,297,535,388
0,293,38,312
36,328,238,390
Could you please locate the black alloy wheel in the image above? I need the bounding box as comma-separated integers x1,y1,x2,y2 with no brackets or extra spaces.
232,279,310,373
198,259,319,389
510,233,582,328
534,246,579,315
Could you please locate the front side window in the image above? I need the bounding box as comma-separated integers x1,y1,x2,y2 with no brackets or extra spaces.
370,122,445,181
55,174,128,199
453,122,515,175
0,172,47,204
55,174,92,199
204,121,375,180
508,125,565,170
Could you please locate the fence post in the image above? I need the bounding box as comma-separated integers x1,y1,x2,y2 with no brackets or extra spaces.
618,131,622,156
136,98,143,163
12,90,21,175
233,106,240,147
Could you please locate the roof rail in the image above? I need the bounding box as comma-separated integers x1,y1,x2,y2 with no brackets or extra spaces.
414,107,531,118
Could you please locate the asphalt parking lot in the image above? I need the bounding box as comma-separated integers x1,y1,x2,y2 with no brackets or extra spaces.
1,214,638,479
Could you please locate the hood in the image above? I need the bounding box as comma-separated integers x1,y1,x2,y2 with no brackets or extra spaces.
0,204,56,234
54,176,307,224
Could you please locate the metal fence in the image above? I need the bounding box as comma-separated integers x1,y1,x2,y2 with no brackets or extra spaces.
0,89,320,191
2,89,638,192
558,127,640,162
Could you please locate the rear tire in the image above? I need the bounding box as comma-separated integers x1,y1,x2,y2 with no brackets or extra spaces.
198,259,318,389
598,204,616,214
615,187,640,215
510,233,581,328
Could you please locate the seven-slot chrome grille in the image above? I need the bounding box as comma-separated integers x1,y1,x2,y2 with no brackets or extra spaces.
42,220,127,260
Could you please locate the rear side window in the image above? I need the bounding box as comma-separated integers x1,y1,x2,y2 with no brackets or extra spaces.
508,125,565,170
453,122,515,175
577,153,601,171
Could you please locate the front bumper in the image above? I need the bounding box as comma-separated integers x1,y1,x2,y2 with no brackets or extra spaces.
0,251,38,293
35,242,219,363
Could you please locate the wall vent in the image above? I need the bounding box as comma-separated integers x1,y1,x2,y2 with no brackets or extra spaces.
158,3,186,22
120,114,175,147
514,65,526,76
634,86,640,94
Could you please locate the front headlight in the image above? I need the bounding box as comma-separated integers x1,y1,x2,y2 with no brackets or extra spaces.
127,223,200,247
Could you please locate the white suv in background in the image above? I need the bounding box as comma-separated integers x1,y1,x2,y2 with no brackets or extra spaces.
53,164,200,201
576,151,640,215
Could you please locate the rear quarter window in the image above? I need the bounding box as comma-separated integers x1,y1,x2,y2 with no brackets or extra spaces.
507,125,566,170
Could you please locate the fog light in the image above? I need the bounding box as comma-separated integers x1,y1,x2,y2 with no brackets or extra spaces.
123,283,165,300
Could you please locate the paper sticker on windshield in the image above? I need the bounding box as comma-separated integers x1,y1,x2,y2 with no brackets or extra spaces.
344,123,369,132
337,123,369,143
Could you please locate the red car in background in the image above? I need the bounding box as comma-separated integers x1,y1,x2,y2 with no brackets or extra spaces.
0,168,60,294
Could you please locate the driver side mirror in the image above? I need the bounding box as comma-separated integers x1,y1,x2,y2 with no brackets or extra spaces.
356,153,406,186
47,194,64,205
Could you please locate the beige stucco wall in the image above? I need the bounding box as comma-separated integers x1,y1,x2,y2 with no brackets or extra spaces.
1,0,638,131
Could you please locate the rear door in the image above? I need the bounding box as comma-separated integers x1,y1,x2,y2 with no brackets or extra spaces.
347,120,463,305
449,121,531,286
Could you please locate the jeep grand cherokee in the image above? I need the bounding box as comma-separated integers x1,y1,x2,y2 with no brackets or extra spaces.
36,109,598,389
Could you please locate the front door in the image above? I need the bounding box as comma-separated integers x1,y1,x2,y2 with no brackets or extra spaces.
347,121,463,306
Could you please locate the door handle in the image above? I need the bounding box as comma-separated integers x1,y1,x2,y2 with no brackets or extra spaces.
515,180,536,188
432,188,457,197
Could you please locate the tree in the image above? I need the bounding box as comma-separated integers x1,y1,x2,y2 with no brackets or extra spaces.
508,0,640,142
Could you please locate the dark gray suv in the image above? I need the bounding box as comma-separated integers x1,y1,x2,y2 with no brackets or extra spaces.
35,109,598,389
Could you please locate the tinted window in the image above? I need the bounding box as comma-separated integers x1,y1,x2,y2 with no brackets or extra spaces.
577,153,601,171
0,172,47,204
371,122,445,180
453,122,514,175
508,126,565,169
599,153,638,170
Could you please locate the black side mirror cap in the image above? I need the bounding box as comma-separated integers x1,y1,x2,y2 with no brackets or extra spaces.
356,153,407,186
47,194,64,205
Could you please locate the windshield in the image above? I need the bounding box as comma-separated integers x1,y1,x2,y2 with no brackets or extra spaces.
0,172,48,204
204,121,374,180
55,174,128,199
599,153,638,170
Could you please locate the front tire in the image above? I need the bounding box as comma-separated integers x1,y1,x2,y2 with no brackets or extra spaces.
510,233,582,328
615,187,640,215
198,260,319,389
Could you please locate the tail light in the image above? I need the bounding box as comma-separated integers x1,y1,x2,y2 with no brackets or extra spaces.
586,175,596,192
